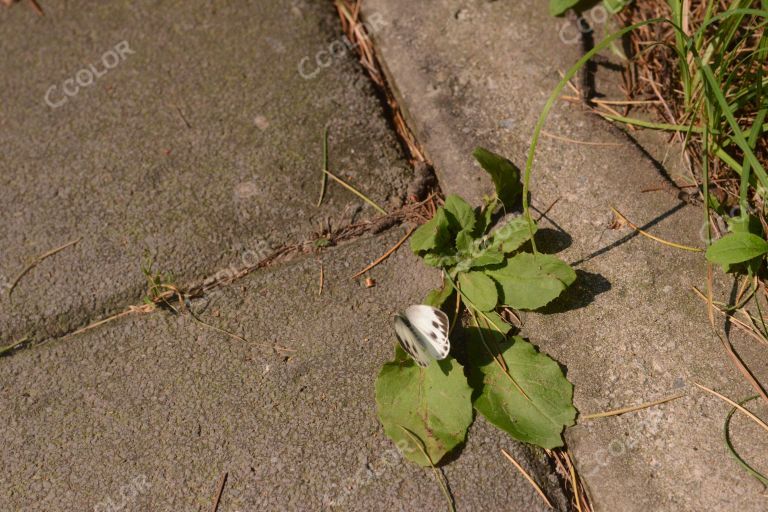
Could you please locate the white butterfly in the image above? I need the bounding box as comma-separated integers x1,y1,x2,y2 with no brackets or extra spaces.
393,305,450,367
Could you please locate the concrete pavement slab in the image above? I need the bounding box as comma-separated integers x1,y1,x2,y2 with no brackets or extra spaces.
0,232,559,511
0,0,409,344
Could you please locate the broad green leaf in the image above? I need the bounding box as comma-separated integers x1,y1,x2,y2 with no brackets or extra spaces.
466,249,505,269
376,357,473,466
727,214,763,237
480,310,513,335
454,243,505,273
472,148,522,210
444,195,476,234
719,217,767,274
455,229,474,254
490,216,536,253
549,0,582,16
459,271,498,311
487,253,576,310
410,208,452,255
424,278,455,308
474,198,498,237
423,253,459,269
468,334,576,449
706,232,768,265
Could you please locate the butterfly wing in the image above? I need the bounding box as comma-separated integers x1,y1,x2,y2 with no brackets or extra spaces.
393,305,451,367
394,314,433,367
404,305,450,361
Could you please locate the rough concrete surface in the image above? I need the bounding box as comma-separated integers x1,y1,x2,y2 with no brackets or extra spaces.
363,0,768,510
0,0,410,344
1,233,556,511
0,1,564,511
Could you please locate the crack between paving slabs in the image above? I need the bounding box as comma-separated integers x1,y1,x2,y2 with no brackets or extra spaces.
0,195,438,357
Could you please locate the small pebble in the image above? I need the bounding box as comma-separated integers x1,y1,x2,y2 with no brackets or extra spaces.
254,115,270,130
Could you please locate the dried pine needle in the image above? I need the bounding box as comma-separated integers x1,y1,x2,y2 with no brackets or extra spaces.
501,448,553,509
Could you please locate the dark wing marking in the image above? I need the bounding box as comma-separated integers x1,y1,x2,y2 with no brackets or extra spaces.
394,315,430,367
404,305,450,360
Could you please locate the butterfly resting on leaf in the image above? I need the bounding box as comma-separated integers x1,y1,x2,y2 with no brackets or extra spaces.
393,305,450,367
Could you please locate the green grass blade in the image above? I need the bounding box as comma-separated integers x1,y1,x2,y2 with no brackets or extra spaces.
724,396,768,486
597,112,708,133
698,61,768,191
316,127,329,207
523,17,672,252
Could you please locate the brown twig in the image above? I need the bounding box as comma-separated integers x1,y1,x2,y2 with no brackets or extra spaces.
0,335,30,356
541,130,622,147
691,286,768,347
64,305,153,339
397,426,456,511
611,207,703,252
501,449,553,509
694,382,768,435
534,197,562,222
210,472,228,512
27,0,43,15
334,0,427,163
323,169,387,215
8,237,82,298
189,308,295,355
175,105,192,129
592,98,662,106
702,266,768,405
351,225,416,279
546,448,593,512
580,392,684,420
562,449,585,512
